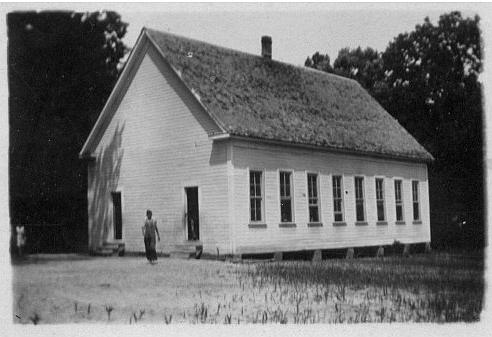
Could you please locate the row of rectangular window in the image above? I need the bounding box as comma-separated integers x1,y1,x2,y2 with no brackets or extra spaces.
249,171,421,224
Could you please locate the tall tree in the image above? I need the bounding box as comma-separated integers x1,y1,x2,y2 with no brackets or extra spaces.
380,12,483,246
306,47,386,100
8,11,128,250
332,46,384,94
304,52,333,73
381,12,481,159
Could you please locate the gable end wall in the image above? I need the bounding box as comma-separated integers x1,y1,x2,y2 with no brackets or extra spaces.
87,40,230,254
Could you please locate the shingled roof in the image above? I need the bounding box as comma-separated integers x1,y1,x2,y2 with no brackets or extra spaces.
146,29,433,162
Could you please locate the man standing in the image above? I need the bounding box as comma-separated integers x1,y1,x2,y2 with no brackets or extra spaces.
16,225,26,257
141,210,160,264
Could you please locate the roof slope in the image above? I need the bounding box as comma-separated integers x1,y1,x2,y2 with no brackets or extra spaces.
146,28,433,162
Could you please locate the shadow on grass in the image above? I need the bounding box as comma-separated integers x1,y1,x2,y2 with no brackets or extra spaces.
11,253,95,266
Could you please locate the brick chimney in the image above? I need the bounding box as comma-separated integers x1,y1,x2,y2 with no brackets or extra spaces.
261,36,272,59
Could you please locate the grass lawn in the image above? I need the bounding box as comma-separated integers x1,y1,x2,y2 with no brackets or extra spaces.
12,252,483,324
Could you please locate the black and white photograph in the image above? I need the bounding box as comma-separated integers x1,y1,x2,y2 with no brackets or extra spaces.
3,2,490,331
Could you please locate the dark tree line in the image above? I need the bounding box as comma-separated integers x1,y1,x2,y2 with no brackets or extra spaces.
8,11,128,251
306,12,483,249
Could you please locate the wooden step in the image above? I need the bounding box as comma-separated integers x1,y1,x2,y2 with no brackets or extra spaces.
103,241,124,250
170,242,201,251
94,242,125,256
168,241,203,259
169,251,194,259
94,248,114,256
173,241,201,248
169,245,196,253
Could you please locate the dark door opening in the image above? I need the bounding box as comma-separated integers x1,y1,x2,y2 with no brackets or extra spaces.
185,187,199,241
112,192,122,240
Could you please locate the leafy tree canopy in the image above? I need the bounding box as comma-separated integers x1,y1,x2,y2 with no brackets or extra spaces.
332,46,384,92
8,11,129,225
381,11,482,162
304,52,333,73
306,47,386,99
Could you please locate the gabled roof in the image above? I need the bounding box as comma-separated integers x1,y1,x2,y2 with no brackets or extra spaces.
81,27,433,162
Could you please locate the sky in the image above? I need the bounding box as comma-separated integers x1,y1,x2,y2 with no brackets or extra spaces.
1,2,486,66
115,3,481,66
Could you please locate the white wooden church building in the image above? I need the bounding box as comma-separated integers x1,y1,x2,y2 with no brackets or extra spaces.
79,28,433,256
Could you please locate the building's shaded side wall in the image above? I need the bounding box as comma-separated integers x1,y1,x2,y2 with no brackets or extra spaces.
87,40,230,254
232,140,430,254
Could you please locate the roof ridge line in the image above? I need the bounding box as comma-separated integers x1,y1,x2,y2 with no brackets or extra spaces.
144,27,359,86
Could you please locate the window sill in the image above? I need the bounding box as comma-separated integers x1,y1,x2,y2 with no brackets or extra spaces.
395,221,406,225
332,222,347,227
355,222,368,226
248,223,267,228
376,221,388,226
413,220,422,225
279,222,296,228
307,222,323,227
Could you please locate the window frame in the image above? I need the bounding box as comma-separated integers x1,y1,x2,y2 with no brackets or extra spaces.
332,175,345,223
279,170,295,224
394,179,404,223
249,169,265,224
306,172,321,224
375,177,386,222
354,176,366,223
412,180,421,221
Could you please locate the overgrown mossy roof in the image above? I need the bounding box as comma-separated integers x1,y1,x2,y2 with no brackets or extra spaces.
146,28,433,162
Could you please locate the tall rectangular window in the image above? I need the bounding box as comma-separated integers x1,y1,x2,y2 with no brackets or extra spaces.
250,171,263,222
375,178,385,221
332,176,344,222
280,171,293,223
394,180,404,221
307,173,320,223
412,181,420,221
354,177,365,222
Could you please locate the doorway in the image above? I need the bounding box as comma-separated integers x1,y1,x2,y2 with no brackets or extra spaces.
185,187,199,241
112,192,122,240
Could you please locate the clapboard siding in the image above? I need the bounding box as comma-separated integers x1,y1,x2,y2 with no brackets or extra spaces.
87,39,230,254
232,140,430,254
